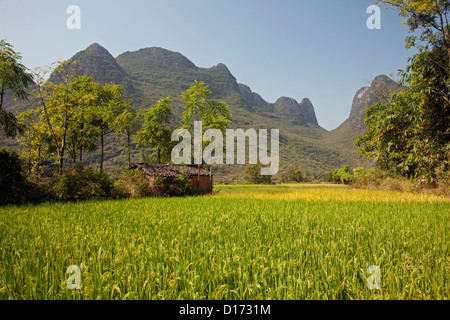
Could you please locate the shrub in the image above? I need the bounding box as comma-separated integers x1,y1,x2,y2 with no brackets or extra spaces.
0,149,31,205
116,169,153,198
173,174,192,196
278,166,304,184
328,165,355,185
244,164,273,184
117,169,193,198
52,164,123,202
350,167,444,194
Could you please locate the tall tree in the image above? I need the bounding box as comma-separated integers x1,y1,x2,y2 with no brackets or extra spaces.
377,0,450,99
0,40,35,137
356,1,450,184
66,76,100,165
17,108,48,176
89,83,125,171
34,71,75,174
181,81,211,128
181,81,231,182
135,97,173,164
112,101,140,168
33,65,127,173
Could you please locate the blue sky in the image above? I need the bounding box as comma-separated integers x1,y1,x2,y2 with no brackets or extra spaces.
0,0,415,130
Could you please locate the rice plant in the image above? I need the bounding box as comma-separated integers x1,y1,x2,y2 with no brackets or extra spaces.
0,186,448,299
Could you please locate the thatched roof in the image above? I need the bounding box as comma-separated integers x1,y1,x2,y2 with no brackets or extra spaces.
130,163,212,178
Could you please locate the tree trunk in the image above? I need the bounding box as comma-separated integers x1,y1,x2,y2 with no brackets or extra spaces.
59,152,64,174
157,148,161,164
0,87,4,109
127,130,131,168
79,123,84,164
37,145,41,176
27,145,32,176
72,137,77,164
100,130,104,171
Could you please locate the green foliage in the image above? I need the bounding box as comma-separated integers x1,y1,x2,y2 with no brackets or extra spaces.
173,174,192,196
53,164,122,202
361,1,450,186
352,167,449,195
116,169,151,198
0,149,31,205
181,80,231,132
328,165,355,185
356,45,450,185
376,0,450,51
26,72,130,173
244,164,273,184
134,97,173,164
17,108,49,176
111,101,140,168
0,40,34,137
278,166,305,184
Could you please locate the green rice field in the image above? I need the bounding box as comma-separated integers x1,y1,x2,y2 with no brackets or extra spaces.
0,184,448,300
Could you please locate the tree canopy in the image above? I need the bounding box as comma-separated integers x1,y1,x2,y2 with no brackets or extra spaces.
0,40,35,137
356,1,450,185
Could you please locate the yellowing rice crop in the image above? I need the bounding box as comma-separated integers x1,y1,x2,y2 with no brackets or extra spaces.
213,187,449,203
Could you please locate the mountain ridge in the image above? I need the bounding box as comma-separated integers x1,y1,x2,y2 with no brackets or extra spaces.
1,42,400,181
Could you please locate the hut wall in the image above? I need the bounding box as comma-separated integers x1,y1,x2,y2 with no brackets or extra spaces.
189,175,213,194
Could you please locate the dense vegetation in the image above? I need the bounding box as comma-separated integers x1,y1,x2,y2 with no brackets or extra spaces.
0,41,238,204
356,0,450,187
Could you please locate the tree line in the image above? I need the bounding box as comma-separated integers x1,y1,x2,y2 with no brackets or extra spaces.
0,40,231,181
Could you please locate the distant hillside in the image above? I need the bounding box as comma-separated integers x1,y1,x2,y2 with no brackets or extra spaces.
1,43,401,182
325,75,403,161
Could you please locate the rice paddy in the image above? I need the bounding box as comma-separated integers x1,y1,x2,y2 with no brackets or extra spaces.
0,184,448,300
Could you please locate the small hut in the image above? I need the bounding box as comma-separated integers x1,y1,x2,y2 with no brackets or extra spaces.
129,163,213,195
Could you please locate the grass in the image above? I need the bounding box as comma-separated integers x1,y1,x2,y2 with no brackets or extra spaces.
0,184,448,300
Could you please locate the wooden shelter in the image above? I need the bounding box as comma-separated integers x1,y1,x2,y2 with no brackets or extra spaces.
130,163,213,195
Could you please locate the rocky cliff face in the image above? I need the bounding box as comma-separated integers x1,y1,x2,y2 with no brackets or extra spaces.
49,43,135,95
55,43,128,83
117,46,197,74
298,98,318,126
238,83,269,108
348,75,401,134
114,44,321,126
273,96,318,126
206,63,241,98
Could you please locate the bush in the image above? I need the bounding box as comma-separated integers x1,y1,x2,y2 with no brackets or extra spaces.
328,165,355,185
173,174,192,196
116,169,192,198
52,164,124,202
278,166,304,184
244,164,273,184
0,149,31,205
352,168,413,191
